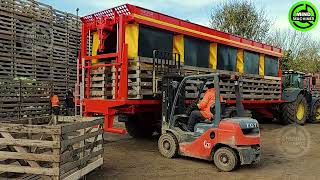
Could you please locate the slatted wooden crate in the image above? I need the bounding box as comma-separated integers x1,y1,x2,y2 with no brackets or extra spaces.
183,66,281,100
90,66,113,99
0,79,51,122
0,116,104,180
0,0,81,97
111,58,154,99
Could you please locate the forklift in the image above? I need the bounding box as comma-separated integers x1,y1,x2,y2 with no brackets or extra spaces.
158,73,261,172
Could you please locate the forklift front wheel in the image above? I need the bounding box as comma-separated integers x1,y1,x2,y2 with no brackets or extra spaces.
158,133,178,158
213,147,239,172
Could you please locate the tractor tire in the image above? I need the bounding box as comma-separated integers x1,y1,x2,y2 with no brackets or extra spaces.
125,114,155,138
158,133,179,158
309,100,320,123
281,94,308,125
213,147,239,172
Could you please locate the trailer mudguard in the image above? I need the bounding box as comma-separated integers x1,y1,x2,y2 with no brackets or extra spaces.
282,88,302,103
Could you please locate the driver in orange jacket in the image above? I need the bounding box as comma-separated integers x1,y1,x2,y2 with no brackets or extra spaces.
187,83,223,131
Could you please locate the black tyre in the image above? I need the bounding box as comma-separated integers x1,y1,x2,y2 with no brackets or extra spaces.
158,133,178,158
281,94,308,125
125,114,155,138
309,100,320,123
213,147,239,172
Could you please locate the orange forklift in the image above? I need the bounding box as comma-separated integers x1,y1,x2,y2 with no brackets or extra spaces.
158,73,261,171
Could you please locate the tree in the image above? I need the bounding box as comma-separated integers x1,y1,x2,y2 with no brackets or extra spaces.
210,0,271,42
267,29,320,72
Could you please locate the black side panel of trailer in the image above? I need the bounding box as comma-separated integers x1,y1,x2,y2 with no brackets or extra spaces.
184,36,210,68
217,44,237,71
138,25,173,58
244,51,259,74
265,56,279,76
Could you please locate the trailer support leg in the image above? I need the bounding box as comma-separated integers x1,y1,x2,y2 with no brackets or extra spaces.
104,109,126,134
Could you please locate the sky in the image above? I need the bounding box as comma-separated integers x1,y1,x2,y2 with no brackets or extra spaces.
39,0,320,39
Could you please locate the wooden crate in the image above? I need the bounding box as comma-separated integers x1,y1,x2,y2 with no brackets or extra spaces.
0,79,51,121
0,116,104,179
0,0,81,96
89,66,113,99
183,67,281,100
112,58,155,99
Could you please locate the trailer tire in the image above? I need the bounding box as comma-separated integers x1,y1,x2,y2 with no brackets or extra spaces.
281,94,308,125
125,115,155,138
309,100,320,123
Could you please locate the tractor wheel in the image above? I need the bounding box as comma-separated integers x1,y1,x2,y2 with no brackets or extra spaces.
158,133,178,158
281,94,308,125
309,100,320,123
125,114,155,138
213,147,239,172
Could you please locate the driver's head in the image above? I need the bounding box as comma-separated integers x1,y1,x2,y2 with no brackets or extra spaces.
207,83,215,89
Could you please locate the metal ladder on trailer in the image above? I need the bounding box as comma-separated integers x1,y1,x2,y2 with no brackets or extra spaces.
152,50,181,96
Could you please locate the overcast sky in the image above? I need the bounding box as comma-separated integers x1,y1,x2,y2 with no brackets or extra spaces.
39,0,320,39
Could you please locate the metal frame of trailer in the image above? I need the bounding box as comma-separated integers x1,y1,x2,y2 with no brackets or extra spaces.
78,4,283,134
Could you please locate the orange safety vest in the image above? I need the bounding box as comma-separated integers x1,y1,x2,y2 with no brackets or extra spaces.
51,95,59,107
198,88,223,119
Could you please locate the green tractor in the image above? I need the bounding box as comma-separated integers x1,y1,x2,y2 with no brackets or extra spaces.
281,70,320,125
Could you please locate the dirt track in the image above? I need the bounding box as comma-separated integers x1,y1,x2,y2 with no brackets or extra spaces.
87,123,320,180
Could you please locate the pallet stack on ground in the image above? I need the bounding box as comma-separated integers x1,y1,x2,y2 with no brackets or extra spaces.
0,79,51,122
0,0,81,97
0,116,103,180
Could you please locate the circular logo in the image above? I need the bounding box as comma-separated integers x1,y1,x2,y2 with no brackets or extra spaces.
276,125,311,158
288,1,318,31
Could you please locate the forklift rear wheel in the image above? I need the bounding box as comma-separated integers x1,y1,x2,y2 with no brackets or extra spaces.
158,133,178,158
309,100,320,123
213,147,238,172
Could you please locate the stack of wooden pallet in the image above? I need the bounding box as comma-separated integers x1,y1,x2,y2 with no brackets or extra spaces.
0,79,50,122
0,116,103,180
0,0,81,97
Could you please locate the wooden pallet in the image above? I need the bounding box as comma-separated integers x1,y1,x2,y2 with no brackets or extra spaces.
183,69,281,100
112,60,154,99
90,66,113,99
0,79,51,121
0,116,103,180
0,0,80,96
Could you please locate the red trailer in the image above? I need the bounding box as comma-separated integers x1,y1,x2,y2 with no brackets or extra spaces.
78,4,285,136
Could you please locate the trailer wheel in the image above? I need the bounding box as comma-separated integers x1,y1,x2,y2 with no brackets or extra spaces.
125,114,155,138
309,100,320,123
158,133,178,158
213,147,238,172
281,94,308,125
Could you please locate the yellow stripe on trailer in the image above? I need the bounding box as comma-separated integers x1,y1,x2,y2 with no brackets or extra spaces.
209,43,217,70
236,49,244,73
125,23,139,59
173,34,184,62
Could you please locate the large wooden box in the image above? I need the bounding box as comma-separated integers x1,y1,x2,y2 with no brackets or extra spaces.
0,116,103,179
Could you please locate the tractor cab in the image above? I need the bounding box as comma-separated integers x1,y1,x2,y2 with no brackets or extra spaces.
282,70,305,89
158,73,261,172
